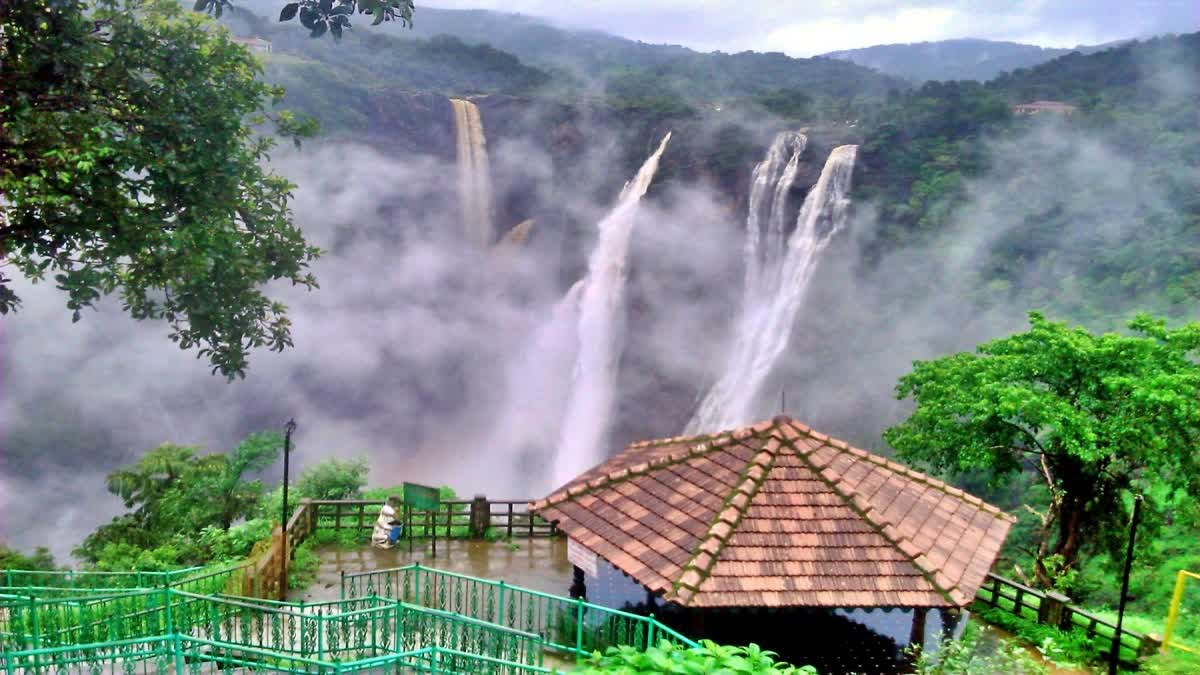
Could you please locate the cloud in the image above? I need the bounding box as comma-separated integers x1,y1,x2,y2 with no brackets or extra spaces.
763,7,957,56
0,104,749,559
421,0,1199,56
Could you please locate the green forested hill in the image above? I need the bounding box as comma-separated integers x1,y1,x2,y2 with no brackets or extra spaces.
854,33,1200,324
821,38,1124,83
224,4,903,105
234,2,1198,326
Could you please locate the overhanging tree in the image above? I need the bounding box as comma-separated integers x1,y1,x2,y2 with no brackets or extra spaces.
1,0,320,378
884,312,1200,587
191,0,414,39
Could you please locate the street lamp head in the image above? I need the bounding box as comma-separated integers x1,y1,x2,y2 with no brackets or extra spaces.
285,418,297,437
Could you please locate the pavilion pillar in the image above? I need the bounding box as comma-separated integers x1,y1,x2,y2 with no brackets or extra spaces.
569,566,587,599
908,607,929,648
938,607,961,639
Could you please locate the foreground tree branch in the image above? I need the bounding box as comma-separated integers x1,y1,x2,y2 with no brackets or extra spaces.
1,0,321,378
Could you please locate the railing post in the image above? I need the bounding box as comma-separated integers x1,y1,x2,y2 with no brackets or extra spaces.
415,562,423,606
29,596,39,673
498,581,507,628
507,503,514,538
1162,569,1188,652
648,613,657,649
340,569,346,601
1038,591,1071,630
173,632,186,675
317,607,325,661
1138,633,1163,660
575,598,585,656
469,496,491,539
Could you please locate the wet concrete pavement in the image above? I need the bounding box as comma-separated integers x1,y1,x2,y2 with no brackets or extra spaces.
293,537,574,603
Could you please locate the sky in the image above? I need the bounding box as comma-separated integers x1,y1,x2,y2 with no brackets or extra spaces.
422,0,1199,56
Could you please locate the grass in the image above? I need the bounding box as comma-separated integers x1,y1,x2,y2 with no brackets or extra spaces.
1141,649,1200,675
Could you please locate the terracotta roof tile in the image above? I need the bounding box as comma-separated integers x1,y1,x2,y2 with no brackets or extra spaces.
532,416,1013,608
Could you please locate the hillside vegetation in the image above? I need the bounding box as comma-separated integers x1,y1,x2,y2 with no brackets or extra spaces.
821,38,1123,83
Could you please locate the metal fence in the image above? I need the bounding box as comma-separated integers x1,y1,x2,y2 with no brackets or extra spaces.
0,635,553,674
342,564,696,658
0,587,546,673
306,500,556,540
1163,569,1198,654
975,572,1152,668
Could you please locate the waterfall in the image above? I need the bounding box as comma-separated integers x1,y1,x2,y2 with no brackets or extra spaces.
745,131,808,299
450,98,494,247
551,132,673,486
686,143,858,434
486,280,584,492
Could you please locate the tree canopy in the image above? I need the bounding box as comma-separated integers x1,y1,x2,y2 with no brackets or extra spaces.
77,432,284,568
0,0,320,378
885,312,1200,587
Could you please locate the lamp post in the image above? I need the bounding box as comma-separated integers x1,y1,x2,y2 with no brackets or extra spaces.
280,418,297,595
1109,493,1143,675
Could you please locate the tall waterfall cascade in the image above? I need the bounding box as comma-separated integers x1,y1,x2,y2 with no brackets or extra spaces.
551,132,673,487
486,280,584,492
686,141,858,434
450,98,494,248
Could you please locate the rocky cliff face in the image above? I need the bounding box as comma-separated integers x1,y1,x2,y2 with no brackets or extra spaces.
356,90,862,226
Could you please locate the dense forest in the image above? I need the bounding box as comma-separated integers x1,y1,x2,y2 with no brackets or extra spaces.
855,33,1200,323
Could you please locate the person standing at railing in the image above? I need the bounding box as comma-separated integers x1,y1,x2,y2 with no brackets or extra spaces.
371,496,403,549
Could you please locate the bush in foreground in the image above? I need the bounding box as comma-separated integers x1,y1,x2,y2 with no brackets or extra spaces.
574,640,816,674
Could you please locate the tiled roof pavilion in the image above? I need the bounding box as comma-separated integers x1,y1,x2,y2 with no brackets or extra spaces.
532,416,1015,609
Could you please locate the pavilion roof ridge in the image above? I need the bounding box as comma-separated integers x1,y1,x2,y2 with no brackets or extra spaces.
782,418,1015,524
665,422,788,605
780,419,1011,606
532,415,1013,609
530,426,754,512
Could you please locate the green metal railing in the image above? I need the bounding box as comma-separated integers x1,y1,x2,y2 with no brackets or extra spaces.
1,556,699,672
1,635,554,674
1,564,245,598
341,564,697,657
1,585,546,672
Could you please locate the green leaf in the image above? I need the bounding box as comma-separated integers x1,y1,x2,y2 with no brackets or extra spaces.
279,3,299,21
310,21,328,38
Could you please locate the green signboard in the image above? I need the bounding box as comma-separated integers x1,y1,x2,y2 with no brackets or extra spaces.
403,482,441,511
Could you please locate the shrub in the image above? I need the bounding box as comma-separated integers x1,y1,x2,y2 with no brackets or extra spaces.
288,541,320,590
973,605,1104,666
907,623,1047,675
296,458,369,500
575,639,816,674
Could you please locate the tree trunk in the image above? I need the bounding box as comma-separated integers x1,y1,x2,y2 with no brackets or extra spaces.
1034,457,1090,588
